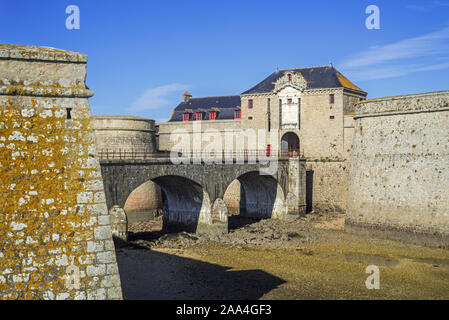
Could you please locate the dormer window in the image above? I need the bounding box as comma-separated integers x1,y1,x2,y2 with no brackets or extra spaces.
196,112,203,121
182,113,190,122
288,74,292,82
234,110,241,120
209,111,216,120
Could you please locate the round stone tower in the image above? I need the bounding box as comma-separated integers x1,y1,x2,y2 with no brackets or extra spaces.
92,115,157,153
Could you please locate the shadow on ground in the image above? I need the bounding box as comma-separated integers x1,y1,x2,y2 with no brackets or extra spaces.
228,216,262,231
115,245,285,300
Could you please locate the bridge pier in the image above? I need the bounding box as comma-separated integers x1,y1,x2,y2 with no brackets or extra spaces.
283,158,307,217
196,198,229,236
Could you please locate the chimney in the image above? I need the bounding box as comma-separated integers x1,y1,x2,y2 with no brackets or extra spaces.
182,91,192,102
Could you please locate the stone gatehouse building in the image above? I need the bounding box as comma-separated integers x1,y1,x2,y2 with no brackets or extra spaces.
158,65,367,212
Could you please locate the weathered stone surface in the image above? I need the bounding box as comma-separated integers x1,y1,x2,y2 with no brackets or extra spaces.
0,44,123,300
346,90,449,247
92,115,157,153
109,206,128,242
100,158,307,235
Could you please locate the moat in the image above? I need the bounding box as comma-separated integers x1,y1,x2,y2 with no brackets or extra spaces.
115,212,449,300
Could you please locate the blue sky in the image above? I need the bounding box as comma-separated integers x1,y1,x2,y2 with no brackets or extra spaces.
1,0,449,122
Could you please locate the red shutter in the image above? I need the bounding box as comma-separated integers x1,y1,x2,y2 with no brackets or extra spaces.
234,110,241,120
209,111,216,120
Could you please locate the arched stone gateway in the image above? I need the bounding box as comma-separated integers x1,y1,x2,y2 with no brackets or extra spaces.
100,159,307,237
281,132,300,155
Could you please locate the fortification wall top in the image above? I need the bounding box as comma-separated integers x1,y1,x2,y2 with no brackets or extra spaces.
92,115,156,132
354,90,449,118
0,44,92,98
0,44,87,62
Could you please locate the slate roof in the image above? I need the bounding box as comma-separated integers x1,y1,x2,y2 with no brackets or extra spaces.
169,95,241,122
241,66,365,94
168,66,365,122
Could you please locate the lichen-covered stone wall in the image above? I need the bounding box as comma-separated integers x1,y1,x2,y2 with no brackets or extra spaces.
0,44,123,299
346,91,449,247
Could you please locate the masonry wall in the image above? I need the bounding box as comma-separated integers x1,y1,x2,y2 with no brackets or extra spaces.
92,115,156,153
158,119,245,153
123,181,163,223
0,44,122,300
223,180,242,215
346,91,449,247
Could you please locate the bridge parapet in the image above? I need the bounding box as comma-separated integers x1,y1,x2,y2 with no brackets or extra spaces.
97,148,305,162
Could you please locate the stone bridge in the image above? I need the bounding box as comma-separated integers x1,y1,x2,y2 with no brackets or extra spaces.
100,158,307,235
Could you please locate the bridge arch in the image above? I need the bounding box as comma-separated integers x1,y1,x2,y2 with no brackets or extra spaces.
224,171,286,221
123,175,213,234
123,181,163,223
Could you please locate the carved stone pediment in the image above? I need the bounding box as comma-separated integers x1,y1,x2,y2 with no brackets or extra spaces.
273,72,307,93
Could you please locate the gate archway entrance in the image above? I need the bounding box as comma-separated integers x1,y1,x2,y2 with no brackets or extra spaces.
281,132,300,155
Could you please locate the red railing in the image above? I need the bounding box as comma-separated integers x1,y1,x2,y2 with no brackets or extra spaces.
97,149,304,161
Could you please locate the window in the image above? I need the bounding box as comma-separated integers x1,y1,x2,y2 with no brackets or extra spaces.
266,145,271,156
330,94,335,104
66,108,72,120
234,110,241,120
196,112,203,121
248,99,253,109
288,74,292,82
267,98,271,108
330,115,335,119
182,113,190,122
288,98,292,105
209,111,216,120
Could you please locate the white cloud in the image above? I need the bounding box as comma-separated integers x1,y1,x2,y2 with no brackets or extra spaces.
339,26,449,81
129,83,190,112
407,1,449,11
344,62,449,81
